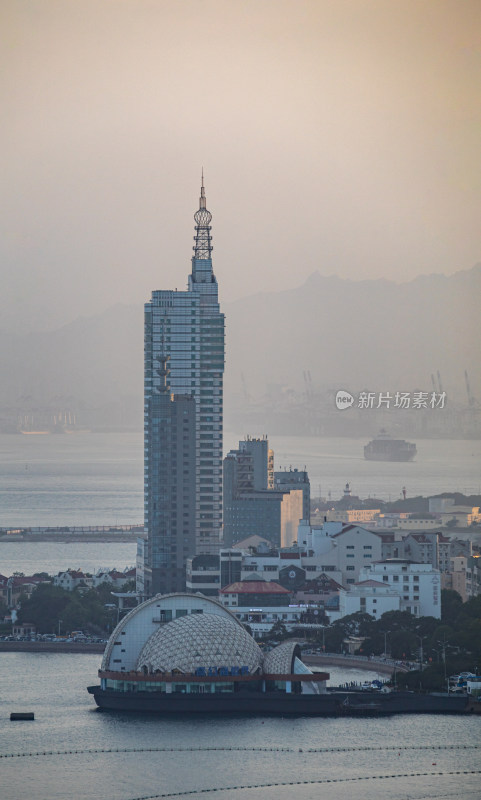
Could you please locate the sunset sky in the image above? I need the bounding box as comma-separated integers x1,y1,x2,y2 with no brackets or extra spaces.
2,0,480,331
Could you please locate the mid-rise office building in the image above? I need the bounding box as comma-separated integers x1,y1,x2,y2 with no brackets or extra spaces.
274,468,310,521
223,437,302,547
185,554,220,597
144,178,225,564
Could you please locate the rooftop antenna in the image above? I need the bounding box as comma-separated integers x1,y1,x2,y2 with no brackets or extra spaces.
155,337,170,395
192,169,213,261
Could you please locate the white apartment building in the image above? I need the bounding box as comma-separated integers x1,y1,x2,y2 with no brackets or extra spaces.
402,532,452,572
227,605,309,639
325,508,381,524
332,579,401,622
230,523,383,589
398,517,439,530
358,559,441,618
331,526,383,586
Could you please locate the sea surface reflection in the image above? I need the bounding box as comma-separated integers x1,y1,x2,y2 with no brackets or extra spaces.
0,653,479,800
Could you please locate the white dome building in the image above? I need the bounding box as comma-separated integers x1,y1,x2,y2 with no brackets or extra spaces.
90,593,329,713
101,592,247,673
136,612,263,675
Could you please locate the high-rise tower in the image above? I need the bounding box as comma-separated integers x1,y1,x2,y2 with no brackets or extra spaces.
144,177,225,573
144,355,196,596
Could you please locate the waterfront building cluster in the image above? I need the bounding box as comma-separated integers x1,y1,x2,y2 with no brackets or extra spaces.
6,182,478,642
3,182,480,654
136,179,481,634
0,567,135,616
53,567,136,593
182,520,480,636
312,493,481,532
87,591,471,716
89,592,330,713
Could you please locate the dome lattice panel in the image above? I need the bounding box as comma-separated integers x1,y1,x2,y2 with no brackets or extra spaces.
136,613,263,674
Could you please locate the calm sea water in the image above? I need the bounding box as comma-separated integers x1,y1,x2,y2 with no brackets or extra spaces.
0,541,137,576
1,432,480,528
0,432,143,528
0,653,479,800
1,434,480,798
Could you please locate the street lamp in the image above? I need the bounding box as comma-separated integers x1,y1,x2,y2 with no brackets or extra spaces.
383,631,390,658
437,636,449,684
416,635,426,673
58,619,62,637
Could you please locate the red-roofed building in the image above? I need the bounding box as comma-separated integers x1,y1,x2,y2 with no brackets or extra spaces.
293,575,344,606
94,569,135,590
219,580,291,607
54,570,93,592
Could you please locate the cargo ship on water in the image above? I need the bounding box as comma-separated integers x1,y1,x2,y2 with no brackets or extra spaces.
364,430,417,462
87,593,468,716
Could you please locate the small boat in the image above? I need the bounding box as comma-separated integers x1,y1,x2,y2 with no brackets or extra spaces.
10,712,34,720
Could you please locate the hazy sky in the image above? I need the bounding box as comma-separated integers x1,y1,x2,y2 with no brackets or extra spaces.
2,0,480,331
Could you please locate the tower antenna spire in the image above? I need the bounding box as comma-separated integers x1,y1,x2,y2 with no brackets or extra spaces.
193,170,213,261
200,168,206,209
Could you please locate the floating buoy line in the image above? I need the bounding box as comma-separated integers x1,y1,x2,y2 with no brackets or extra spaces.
126,770,481,800
0,743,479,760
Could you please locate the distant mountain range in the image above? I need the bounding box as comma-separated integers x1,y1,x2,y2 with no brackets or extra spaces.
226,263,481,402
0,264,479,429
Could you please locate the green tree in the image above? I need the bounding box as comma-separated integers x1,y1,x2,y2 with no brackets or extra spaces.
323,612,376,653
17,584,71,633
17,582,113,634
441,589,464,625
60,597,89,632
120,579,136,592
266,620,289,641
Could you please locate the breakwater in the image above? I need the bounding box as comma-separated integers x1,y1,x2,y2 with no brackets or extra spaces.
0,524,143,543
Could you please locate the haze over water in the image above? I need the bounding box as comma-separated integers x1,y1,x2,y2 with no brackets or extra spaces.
1,432,480,529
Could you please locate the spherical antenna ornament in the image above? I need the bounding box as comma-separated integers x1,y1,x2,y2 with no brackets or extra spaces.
194,207,212,226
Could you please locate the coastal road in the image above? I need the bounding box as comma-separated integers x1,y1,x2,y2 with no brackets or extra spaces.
304,654,410,673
